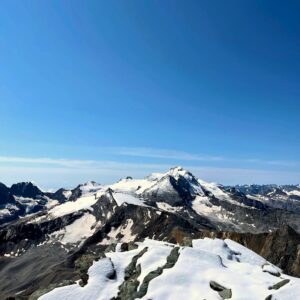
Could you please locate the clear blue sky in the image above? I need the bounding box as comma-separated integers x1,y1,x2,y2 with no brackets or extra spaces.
0,0,300,188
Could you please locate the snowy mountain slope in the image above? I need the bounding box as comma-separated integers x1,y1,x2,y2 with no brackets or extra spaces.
39,237,300,300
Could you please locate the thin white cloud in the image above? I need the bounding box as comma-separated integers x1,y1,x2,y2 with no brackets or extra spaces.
244,158,297,167
0,156,170,170
0,150,297,169
105,147,298,167
108,147,224,161
0,146,298,189
0,155,300,189
0,156,96,167
189,166,300,185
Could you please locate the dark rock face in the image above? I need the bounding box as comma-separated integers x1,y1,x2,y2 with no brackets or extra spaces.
91,190,118,223
68,185,83,201
168,171,200,201
259,226,300,277
142,176,184,206
45,188,69,203
10,182,43,198
0,183,14,206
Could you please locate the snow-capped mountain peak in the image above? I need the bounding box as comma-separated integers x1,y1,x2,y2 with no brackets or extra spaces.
167,165,189,177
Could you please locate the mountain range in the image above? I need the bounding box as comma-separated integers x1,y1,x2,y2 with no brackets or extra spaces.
1,166,300,299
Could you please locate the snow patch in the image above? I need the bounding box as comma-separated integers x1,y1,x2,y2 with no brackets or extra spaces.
49,213,96,245
48,193,101,218
112,192,146,207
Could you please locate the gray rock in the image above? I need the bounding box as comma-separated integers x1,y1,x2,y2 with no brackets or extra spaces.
210,281,232,299
269,279,290,290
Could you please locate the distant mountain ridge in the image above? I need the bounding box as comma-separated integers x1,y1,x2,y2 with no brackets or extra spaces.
2,167,300,230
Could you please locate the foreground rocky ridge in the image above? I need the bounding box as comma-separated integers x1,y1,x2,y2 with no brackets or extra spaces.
35,238,300,300
1,167,300,299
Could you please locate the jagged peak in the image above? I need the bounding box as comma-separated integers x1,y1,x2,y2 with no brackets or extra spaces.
151,166,196,182
79,180,99,187
167,166,189,176
169,165,185,172
11,181,39,188
145,167,197,182
10,181,43,193
166,167,202,186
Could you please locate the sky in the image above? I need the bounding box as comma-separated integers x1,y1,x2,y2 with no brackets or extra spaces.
0,0,300,189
